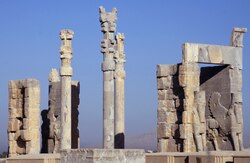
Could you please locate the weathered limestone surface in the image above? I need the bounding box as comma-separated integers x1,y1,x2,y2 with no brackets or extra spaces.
156,27,247,152
59,29,74,150
8,79,40,157
61,149,145,163
114,33,126,149
99,6,117,149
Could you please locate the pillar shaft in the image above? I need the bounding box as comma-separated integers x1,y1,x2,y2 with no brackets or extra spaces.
61,76,72,149
114,33,125,149
59,29,74,150
99,6,117,149
103,70,115,149
229,27,246,151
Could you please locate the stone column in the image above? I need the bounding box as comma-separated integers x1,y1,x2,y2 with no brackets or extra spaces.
59,29,74,150
99,6,117,149
229,27,247,151
114,33,126,149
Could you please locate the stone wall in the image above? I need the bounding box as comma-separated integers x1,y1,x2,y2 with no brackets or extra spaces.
156,64,184,152
8,79,40,157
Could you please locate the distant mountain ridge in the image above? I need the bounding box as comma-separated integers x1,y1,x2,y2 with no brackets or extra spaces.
1,131,249,153
80,130,157,150
126,131,156,150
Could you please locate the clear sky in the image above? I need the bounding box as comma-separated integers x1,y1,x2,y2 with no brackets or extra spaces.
0,1,250,152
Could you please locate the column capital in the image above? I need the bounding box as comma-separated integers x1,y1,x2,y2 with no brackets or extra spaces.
60,29,74,58
99,6,117,33
231,27,247,47
60,29,74,40
59,29,73,77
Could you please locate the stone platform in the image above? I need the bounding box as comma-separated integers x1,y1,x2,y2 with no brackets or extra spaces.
3,154,60,163
61,148,145,163
1,150,250,163
146,151,250,163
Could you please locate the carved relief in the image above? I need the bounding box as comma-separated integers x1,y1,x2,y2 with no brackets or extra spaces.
206,92,243,151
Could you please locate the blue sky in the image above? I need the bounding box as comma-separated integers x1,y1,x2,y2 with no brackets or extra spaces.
0,1,250,152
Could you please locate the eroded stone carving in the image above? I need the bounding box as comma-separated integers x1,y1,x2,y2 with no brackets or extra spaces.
206,92,244,151
193,91,206,152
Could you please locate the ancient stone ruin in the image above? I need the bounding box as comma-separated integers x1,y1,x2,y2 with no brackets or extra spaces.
8,79,40,157
5,5,250,163
157,28,247,152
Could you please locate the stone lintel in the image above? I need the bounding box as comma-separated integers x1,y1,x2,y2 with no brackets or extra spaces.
61,149,145,163
182,43,242,68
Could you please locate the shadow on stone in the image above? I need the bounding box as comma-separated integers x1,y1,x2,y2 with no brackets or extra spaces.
115,133,125,149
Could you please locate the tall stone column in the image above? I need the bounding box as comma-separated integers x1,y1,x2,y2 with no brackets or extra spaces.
229,27,247,151
59,29,74,150
99,6,117,149
114,33,126,149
